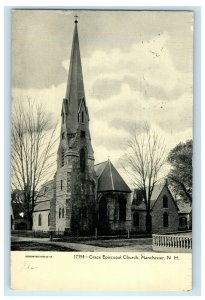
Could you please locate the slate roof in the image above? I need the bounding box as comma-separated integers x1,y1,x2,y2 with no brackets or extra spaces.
34,200,50,212
94,160,131,193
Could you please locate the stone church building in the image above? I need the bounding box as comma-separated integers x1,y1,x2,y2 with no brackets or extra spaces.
33,19,132,235
33,19,181,235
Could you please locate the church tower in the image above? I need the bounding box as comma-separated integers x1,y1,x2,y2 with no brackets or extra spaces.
51,18,96,235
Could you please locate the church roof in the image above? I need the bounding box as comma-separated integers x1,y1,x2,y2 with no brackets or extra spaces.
94,160,131,193
34,200,50,212
132,183,178,210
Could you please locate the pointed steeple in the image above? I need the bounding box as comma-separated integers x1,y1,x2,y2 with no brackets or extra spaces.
66,19,85,102
64,19,85,133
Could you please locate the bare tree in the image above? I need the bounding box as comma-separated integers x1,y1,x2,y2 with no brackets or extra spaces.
121,123,166,232
11,99,58,229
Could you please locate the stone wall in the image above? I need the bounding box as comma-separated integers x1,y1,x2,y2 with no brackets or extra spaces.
97,192,131,234
54,122,96,235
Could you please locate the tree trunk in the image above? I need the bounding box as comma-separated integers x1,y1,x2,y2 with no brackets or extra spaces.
146,211,152,233
27,212,33,230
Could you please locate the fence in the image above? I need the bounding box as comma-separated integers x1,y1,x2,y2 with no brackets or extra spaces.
152,233,192,252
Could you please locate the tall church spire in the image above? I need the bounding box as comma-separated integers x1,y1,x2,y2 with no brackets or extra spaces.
64,19,85,133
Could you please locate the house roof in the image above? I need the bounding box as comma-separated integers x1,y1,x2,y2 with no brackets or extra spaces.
178,207,192,214
34,200,50,212
131,201,146,211
150,184,164,201
177,201,192,214
132,183,178,211
94,160,131,193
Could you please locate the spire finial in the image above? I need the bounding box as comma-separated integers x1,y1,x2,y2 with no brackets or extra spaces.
108,155,110,161
74,14,79,24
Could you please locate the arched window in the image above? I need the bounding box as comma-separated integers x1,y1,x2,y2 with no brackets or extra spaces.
38,214,42,226
48,213,50,226
62,112,64,124
81,111,84,123
62,208,64,218
80,148,86,172
163,195,168,208
119,197,126,221
59,208,61,219
133,212,139,226
163,212,169,227
61,149,65,167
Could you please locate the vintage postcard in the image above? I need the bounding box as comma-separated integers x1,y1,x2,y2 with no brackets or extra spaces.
10,9,193,291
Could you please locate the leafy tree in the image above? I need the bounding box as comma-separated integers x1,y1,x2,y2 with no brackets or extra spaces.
167,139,192,203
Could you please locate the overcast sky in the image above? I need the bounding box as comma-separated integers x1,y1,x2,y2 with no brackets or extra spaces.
12,10,193,184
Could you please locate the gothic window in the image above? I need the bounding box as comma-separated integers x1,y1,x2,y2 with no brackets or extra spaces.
163,212,169,227
80,130,86,138
80,148,86,172
119,197,126,221
59,208,61,219
61,149,65,167
62,132,65,139
62,112,64,124
61,180,63,190
38,214,42,226
133,212,139,226
81,110,84,123
163,195,168,208
62,208,65,218
48,213,50,226
99,199,107,222
78,113,80,123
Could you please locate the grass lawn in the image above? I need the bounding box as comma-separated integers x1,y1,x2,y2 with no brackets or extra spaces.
11,241,77,252
69,238,153,248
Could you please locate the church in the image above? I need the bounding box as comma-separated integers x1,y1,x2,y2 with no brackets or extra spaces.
32,19,183,236
33,19,132,235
